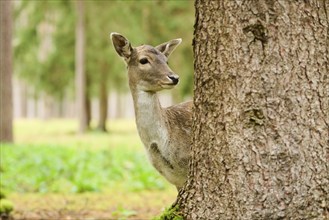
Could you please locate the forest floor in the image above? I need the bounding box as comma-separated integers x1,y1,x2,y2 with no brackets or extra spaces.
7,189,176,219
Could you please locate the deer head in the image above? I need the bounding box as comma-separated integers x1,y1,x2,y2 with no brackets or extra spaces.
111,33,182,92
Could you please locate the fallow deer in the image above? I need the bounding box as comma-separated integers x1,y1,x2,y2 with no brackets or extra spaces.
111,33,192,190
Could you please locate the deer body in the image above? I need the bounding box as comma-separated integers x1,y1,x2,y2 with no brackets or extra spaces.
111,33,192,190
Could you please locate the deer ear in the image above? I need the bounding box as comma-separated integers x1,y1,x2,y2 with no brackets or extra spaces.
155,38,182,57
111,32,133,61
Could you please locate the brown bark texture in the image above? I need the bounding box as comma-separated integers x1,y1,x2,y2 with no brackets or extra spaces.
176,0,329,219
0,0,13,143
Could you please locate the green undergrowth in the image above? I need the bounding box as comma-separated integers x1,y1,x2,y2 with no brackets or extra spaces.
153,206,183,220
0,143,167,193
0,119,177,219
0,119,171,194
0,188,14,215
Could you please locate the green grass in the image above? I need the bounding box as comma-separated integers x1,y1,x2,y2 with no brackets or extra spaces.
0,119,170,194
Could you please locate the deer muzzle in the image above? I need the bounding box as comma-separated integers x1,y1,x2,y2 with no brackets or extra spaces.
167,74,179,85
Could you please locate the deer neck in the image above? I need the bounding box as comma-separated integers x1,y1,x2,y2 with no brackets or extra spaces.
129,85,168,148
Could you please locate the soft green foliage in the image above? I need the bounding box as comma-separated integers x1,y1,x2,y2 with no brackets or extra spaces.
14,1,75,99
0,189,6,199
0,199,14,214
1,143,166,193
112,205,137,219
14,1,194,101
153,206,183,220
1,119,170,193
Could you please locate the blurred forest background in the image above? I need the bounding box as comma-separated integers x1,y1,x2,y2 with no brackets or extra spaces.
12,0,194,130
0,1,194,219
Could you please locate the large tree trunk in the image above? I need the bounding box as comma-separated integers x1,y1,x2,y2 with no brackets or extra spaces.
75,0,88,133
176,1,328,219
0,0,13,143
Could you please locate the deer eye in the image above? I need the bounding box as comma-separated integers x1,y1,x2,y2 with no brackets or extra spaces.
139,58,149,64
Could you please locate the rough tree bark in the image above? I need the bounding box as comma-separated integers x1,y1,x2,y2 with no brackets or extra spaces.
75,0,88,133
0,0,13,143
175,1,328,219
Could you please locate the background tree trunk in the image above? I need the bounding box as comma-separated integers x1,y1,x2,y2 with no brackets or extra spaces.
75,0,88,133
97,79,108,132
19,81,28,118
0,0,13,143
85,91,91,128
97,64,108,132
176,0,328,219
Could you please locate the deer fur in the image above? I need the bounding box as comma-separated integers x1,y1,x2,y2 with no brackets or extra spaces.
110,33,192,190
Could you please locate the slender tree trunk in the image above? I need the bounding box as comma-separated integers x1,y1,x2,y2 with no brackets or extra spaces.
97,73,108,132
115,93,123,119
58,97,64,118
33,93,38,118
19,81,28,118
0,0,13,143
85,72,91,127
42,93,51,120
176,0,329,219
85,91,91,128
75,0,88,133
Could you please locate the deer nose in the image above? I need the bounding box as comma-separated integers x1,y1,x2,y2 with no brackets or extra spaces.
168,74,179,85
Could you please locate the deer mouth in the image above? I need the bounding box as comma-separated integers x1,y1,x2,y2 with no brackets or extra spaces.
161,83,176,89
158,75,179,89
